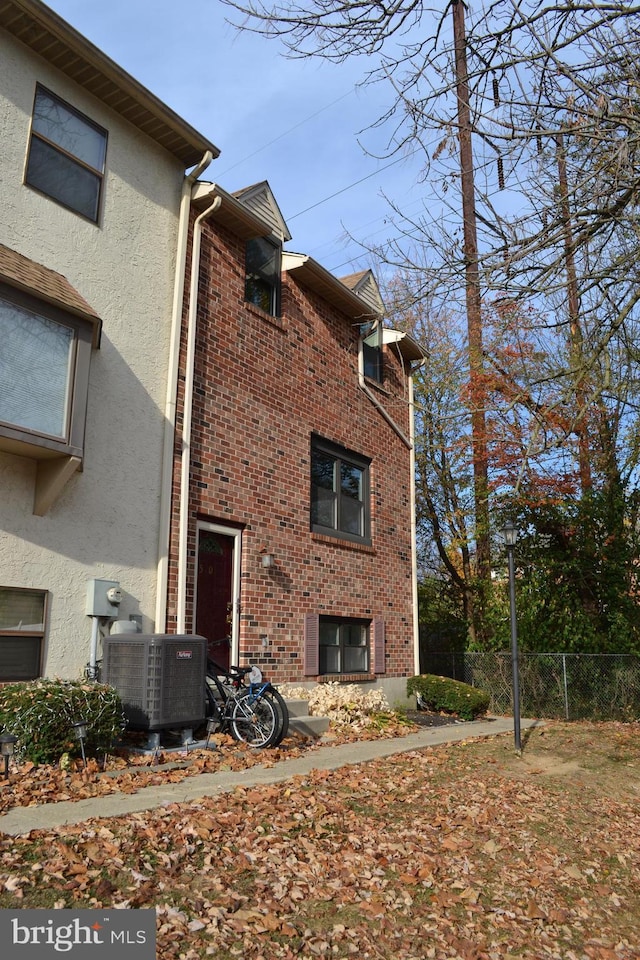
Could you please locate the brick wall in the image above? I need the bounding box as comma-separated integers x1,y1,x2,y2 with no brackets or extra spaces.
166,213,416,683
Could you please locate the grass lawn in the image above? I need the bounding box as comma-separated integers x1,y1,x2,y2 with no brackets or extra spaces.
0,720,639,959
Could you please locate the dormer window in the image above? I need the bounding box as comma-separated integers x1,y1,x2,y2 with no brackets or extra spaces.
245,237,281,317
362,324,383,384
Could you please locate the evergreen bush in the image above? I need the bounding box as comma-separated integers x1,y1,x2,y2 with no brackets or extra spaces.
0,678,126,765
407,674,490,720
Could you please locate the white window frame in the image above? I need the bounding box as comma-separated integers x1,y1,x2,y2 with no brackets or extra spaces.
194,521,243,665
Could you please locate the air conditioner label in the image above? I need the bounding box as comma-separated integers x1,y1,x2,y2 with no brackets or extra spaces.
176,650,193,659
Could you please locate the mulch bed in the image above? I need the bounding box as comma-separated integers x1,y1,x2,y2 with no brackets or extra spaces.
404,709,470,727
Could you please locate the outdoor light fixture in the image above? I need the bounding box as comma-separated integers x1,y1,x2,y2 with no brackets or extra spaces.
503,520,518,549
205,717,219,751
503,522,522,755
72,719,89,769
0,733,17,780
261,552,275,569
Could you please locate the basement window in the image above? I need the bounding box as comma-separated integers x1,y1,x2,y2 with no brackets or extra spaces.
0,586,47,681
319,618,369,675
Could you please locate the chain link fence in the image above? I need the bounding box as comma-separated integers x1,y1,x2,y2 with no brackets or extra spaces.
421,652,640,721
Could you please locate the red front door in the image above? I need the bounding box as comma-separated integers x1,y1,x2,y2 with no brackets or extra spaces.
195,530,234,670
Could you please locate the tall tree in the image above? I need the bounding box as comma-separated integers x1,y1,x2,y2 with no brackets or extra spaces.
224,0,640,508
225,1,640,648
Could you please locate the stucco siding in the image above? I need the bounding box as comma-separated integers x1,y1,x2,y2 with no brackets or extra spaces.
0,30,187,677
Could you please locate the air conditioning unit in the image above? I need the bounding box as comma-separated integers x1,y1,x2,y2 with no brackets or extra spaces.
102,634,206,731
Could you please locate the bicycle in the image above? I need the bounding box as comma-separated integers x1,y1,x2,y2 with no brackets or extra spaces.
204,657,289,749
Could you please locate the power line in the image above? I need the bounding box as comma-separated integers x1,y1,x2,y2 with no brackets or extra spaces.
217,89,356,176
285,148,420,222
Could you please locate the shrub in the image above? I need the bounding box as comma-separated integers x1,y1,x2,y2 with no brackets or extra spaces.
0,678,126,765
407,674,490,721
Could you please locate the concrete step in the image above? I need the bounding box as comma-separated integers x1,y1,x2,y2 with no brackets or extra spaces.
283,698,330,738
288,714,330,738
284,698,313,718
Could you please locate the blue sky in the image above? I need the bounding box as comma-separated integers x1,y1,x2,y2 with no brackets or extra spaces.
44,0,429,280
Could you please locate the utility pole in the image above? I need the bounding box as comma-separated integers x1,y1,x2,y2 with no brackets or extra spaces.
452,0,491,591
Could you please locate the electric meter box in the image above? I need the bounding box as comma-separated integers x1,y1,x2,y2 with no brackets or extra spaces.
86,578,121,618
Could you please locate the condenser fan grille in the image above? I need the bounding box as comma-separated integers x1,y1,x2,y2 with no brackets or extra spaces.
102,635,207,730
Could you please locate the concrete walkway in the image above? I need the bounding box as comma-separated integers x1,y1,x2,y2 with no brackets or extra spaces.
0,717,538,837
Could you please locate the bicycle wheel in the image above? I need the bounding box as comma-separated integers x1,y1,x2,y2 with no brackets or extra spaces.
260,686,289,747
230,688,279,748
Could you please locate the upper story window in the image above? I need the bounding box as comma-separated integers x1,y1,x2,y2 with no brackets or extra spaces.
0,586,47,681
0,284,94,461
25,86,107,222
362,324,383,383
311,436,371,545
245,237,281,316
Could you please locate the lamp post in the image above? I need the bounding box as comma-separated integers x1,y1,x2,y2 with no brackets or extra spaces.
72,719,89,769
503,521,522,755
0,733,17,780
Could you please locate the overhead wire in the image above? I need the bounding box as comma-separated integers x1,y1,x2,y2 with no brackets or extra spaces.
284,148,420,221
216,88,356,176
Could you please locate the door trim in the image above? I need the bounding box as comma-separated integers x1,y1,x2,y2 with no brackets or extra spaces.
194,521,242,665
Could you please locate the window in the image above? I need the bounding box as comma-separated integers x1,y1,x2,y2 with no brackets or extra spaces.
304,614,385,676
311,437,371,544
0,587,47,680
245,237,281,316
319,618,369,675
25,86,107,222
362,324,383,383
0,284,94,460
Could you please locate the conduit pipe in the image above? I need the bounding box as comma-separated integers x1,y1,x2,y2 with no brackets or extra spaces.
155,152,213,633
176,192,222,633
87,616,100,680
357,339,412,450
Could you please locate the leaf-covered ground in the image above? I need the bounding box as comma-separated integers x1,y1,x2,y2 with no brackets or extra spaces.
0,714,416,814
1,721,639,959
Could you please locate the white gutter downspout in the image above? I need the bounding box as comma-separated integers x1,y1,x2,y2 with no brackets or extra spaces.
358,339,421,675
155,152,213,634
176,192,222,633
409,371,421,675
